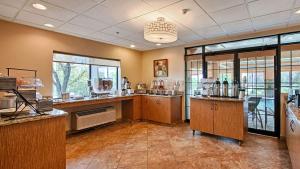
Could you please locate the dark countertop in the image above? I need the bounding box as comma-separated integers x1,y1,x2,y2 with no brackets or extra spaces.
190,96,245,102
0,108,68,127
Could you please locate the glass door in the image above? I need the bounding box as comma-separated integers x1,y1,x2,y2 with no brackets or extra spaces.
185,55,203,120
239,49,278,135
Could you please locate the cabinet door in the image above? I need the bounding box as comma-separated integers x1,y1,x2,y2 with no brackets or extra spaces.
213,101,244,140
190,99,214,134
132,96,142,120
153,97,171,124
142,96,149,120
146,96,157,121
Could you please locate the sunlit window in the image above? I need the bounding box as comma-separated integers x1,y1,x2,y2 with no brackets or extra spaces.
52,53,120,98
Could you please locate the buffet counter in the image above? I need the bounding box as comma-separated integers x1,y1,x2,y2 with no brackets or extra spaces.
54,94,183,131
190,96,247,142
0,109,67,169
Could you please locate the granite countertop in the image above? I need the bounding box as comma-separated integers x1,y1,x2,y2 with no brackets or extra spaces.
287,103,300,121
53,94,182,105
190,96,244,102
0,109,68,127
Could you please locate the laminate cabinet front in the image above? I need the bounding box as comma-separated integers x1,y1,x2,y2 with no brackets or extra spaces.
190,98,246,141
190,99,214,134
214,101,244,140
142,96,182,124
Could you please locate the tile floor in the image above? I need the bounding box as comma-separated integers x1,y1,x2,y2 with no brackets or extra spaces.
66,122,292,169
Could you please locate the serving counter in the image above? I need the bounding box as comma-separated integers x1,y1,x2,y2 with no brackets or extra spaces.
54,94,182,131
190,96,247,142
0,109,67,169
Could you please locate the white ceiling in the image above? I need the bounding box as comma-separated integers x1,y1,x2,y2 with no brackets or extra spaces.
1,0,300,51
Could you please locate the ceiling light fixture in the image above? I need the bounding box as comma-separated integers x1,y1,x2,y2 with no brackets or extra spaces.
156,43,161,46
130,44,135,48
32,3,47,10
44,23,54,28
295,9,300,14
144,17,177,43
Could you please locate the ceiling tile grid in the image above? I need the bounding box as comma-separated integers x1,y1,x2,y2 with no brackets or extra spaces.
0,0,300,51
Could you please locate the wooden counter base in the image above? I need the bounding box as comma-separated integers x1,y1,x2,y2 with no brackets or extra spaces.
190,98,247,141
0,116,66,169
54,95,182,131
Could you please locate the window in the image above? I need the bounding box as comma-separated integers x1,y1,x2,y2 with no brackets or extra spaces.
281,32,300,44
91,66,118,91
281,47,300,93
52,53,120,98
207,54,234,84
205,36,278,52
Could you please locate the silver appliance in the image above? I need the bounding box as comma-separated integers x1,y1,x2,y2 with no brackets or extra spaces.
213,78,221,97
222,78,229,97
232,80,239,98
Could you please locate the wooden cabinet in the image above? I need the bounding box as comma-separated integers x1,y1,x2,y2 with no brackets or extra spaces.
214,101,245,141
142,95,182,124
0,116,66,169
190,99,214,134
190,98,246,141
286,106,300,169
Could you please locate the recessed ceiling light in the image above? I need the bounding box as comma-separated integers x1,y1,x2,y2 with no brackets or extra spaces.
32,3,47,10
130,45,135,48
295,9,300,14
156,43,161,46
44,23,54,28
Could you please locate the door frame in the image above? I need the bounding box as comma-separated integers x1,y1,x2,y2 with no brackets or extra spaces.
236,46,280,137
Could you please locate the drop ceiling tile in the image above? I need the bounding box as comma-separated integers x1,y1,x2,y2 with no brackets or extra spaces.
101,26,136,38
58,23,96,36
84,0,153,25
0,0,27,8
248,0,294,17
110,38,135,47
252,10,291,30
211,5,250,24
0,4,19,18
159,0,217,30
89,31,118,42
69,15,109,31
41,0,105,13
227,29,254,36
178,30,204,43
23,0,77,22
117,11,171,33
16,10,63,27
195,0,244,13
296,0,300,8
221,19,253,34
288,8,300,25
195,25,226,38
143,0,181,9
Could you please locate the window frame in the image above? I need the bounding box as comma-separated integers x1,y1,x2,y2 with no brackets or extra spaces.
52,52,120,99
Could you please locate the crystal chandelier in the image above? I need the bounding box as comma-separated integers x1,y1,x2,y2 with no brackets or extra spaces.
144,17,177,43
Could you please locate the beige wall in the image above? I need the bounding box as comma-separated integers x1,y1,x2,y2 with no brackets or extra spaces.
141,46,185,86
0,20,142,96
